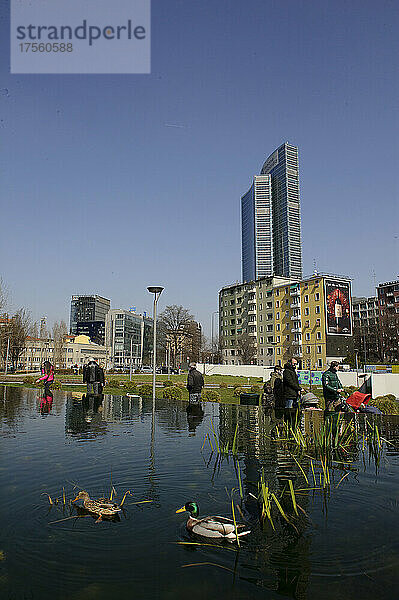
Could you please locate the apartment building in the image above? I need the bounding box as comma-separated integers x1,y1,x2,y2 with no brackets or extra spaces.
219,274,353,368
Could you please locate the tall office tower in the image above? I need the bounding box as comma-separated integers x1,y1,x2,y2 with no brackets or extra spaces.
241,175,273,282
261,142,302,279
70,295,110,345
241,142,302,281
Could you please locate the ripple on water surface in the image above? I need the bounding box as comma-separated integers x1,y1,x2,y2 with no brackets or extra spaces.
0,387,399,600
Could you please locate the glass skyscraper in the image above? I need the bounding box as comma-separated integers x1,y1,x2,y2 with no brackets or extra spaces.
242,142,302,281
70,295,110,345
241,175,273,282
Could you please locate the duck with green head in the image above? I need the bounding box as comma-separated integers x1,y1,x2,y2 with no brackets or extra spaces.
176,501,250,541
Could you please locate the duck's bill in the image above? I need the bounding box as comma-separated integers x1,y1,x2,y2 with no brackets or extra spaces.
176,506,186,513
72,496,79,503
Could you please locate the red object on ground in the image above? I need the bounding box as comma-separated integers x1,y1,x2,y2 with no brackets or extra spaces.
346,391,371,409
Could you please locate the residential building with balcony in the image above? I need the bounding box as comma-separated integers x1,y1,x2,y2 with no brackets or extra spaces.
219,274,353,368
376,280,399,361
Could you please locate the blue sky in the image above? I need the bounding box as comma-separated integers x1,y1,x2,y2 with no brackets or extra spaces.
1,0,398,335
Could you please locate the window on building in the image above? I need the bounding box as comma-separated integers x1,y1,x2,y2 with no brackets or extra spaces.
318,359,323,368
304,295,309,302
315,292,320,301
276,312,280,319
305,333,310,340
304,307,309,316
316,332,321,340
306,346,311,354
276,336,280,342
315,305,321,314
276,301,280,308
317,345,322,353
276,324,280,331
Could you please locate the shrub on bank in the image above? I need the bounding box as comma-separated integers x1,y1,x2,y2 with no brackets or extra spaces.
202,389,221,402
123,381,137,392
138,384,153,397
369,395,399,415
233,386,246,397
163,380,174,387
219,382,228,389
23,376,36,385
105,378,120,389
162,386,182,400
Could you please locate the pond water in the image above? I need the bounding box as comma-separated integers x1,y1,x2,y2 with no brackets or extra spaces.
0,386,398,600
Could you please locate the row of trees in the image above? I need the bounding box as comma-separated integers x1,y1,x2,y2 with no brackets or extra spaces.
352,312,399,365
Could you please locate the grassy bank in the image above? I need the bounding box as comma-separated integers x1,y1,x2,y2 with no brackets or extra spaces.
1,373,398,413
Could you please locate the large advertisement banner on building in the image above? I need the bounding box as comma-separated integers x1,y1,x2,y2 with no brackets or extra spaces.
324,279,352,336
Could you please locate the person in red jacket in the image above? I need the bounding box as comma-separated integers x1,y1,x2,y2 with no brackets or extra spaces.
36,361,55,394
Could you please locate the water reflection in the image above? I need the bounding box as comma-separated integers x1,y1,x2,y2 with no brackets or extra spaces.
65,393,106,438
0,386,398,600
186,403,204,435
39,391,53,416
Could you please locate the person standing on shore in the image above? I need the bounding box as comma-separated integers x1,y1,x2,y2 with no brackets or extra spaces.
322,361,344,411
270,365,284,408
36,360,54,394
186,363,204,404
83,357,105,395
283,358,301,408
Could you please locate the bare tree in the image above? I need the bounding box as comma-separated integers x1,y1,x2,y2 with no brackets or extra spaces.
235,333,256,365
0,309,31,370
53,320,68,368
158,305,194,368
39,317,48,340
30,321,39,338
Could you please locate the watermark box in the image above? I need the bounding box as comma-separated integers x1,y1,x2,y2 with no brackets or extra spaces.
11,0,151,74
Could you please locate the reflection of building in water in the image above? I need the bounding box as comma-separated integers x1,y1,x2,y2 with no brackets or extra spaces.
217,403,312,598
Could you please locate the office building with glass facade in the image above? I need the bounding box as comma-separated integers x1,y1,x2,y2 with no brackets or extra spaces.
241,175,273,282
260,142,302,279
70,295,110,345
241,142,302,282
105,309,153,370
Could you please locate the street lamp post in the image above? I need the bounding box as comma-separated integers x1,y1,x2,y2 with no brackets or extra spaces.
147,286,164,402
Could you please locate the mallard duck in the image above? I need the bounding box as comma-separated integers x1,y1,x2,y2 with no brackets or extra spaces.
176,501,250,541
72,490,122,522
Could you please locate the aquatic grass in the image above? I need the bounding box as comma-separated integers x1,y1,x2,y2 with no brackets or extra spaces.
181,562,234,573
288,480,298,515
258,469,274,529
231,497,240,546
271,493,289,524
203,421,239,459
